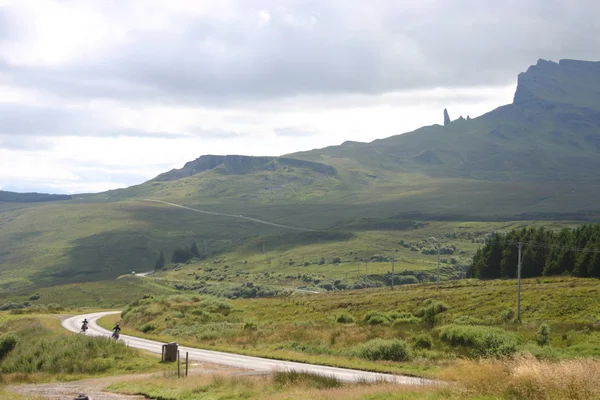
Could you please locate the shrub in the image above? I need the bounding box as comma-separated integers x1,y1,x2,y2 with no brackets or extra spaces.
336,313,355,324
140,324,156,333
357,339,412,362
536,323,551,347
392,315,421,326
0,334,18,359
363,311,390,325
439,324,517,358
500,308,515,322
412,333,433,350
367,316,390,326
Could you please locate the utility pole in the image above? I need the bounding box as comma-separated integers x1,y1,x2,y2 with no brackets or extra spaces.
517,241,523,321
391,257,395,290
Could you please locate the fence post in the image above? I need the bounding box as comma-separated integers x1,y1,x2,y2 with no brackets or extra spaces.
185,352,189,376
177,350,180,378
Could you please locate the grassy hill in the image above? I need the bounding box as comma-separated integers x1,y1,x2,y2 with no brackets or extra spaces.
1,58,600,293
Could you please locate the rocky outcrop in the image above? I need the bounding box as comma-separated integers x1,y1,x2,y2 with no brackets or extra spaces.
443,108,451,126
153,155,336,181
513,59,600,110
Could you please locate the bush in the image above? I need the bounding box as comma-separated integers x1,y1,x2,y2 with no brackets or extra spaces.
439,324,517,358
500,308,515,322
0,334,18,360
336,313,355,324
140,324,156,333
536,323,551,347
392,315,421,326
357,339,412,362
367,316,390,325
363,311,391,325
412,333,433,350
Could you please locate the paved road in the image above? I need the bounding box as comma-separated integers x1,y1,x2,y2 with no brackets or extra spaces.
62,312,435,386
140,199,314,232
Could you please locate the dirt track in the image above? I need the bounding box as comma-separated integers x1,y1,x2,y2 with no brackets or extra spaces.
8,362,248,400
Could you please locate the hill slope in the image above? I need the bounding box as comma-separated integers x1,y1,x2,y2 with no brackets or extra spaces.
1,58,599,291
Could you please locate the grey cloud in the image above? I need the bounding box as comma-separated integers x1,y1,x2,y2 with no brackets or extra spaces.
0,134,52,150
0,103,185,138
186,127,241,139
274,126,317,137
1,0,599,105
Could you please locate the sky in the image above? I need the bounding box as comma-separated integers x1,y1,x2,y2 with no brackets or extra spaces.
1,0,599,194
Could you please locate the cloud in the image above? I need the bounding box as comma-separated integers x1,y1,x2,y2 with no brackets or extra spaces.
274,126,317,137
0,0,597,193
0,103,188,138
0,0,598,105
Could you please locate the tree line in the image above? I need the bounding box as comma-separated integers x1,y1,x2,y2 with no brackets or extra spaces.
154,242,204,270
470,225,600,279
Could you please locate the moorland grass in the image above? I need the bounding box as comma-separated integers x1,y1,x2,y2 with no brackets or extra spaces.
105,357,600,399
98,277,600,378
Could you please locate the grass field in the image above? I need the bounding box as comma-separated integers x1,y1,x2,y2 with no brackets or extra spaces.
106,358,600,400
148,220,579,295
0,217,577,307
0,275,177,308
98,276,600,380
0,312,166,392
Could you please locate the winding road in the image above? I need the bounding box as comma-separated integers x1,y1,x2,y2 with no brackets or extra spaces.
62,312,434,386
140,199,314,232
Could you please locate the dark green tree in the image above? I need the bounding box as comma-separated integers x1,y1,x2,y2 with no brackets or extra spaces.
171,247,193,263
190,241,200,257
154,250,165,270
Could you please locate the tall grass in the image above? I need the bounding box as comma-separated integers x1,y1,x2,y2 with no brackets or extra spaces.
0,318,155,375
442,355,600,400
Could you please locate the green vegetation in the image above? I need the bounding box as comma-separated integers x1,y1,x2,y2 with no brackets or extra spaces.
2,59,600,305
472,225,600,278
102,276,600,379
105,357,600,400
0,313,166,393
0,275,176,309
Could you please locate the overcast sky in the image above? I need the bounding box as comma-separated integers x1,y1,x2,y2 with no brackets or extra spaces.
1,0,599,194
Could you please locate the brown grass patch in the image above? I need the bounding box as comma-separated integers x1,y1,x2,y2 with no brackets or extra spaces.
442,355,600,400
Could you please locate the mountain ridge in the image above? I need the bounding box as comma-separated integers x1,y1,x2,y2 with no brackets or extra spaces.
1,58,600,291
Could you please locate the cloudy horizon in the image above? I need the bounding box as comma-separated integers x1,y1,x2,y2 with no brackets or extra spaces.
1,0,599,194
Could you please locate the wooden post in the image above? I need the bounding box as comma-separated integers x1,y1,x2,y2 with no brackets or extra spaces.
177,350,180,378
185,352,189,376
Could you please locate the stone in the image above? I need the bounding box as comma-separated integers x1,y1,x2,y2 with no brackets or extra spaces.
443,108,451,126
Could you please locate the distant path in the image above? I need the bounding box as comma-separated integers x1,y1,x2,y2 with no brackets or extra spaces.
140,199,314,232
62,312,435,386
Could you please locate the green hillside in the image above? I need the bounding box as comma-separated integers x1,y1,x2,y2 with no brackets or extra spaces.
1,58,599,293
